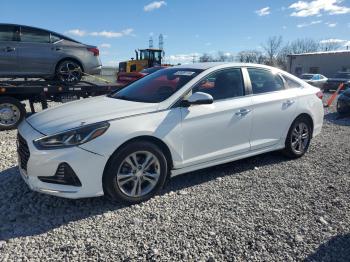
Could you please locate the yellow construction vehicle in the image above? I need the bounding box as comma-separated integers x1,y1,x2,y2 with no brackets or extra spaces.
118,48,163,73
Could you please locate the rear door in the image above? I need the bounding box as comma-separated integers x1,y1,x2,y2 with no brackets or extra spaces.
18,26,58,75
247,67,298,150
0,25,19,75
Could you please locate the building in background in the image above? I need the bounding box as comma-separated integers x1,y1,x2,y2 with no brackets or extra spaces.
287,50,350,77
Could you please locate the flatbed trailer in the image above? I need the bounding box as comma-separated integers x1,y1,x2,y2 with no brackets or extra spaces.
0,80,121,130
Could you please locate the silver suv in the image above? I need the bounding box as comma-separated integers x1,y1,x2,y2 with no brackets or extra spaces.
0,24,102,84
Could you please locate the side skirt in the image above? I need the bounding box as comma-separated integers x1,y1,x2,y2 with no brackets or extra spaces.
170,144,284,177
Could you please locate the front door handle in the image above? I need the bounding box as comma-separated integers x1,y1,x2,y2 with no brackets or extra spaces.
235,108,251,116
4,47,15,52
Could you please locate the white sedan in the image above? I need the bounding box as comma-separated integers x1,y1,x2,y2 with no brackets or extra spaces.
17,63,324,203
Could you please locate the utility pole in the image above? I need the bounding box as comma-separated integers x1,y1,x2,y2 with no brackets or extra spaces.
191,54,197,63
149,36,153,48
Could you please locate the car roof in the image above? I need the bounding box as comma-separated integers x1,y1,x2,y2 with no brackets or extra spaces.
0,23,81,44
171,62,279,71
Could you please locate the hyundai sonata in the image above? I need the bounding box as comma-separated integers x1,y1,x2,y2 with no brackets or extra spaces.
17,63,324,203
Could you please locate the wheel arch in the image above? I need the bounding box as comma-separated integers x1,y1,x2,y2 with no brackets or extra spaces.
103,135,174,177
292,113,314,136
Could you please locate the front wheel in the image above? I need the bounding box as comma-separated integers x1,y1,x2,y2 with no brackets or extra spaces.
103,141,168,204
282,116,312,158
56,60,82,85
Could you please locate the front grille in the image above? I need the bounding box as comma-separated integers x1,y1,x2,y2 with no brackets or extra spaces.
17,133,30,171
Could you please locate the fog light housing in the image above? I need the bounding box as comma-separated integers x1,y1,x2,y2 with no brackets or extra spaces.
38,163,82,187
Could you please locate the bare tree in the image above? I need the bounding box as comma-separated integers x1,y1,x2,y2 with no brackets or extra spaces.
319,41,342,51
216,51,234,62
289,38,319,54
236,50,265,64
199,53,214,62
262,36,283,65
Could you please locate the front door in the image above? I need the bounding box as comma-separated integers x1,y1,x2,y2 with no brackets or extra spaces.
180,68,253,168
0,25,19,76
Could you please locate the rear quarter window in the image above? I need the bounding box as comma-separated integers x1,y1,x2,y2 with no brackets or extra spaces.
282,75,303,89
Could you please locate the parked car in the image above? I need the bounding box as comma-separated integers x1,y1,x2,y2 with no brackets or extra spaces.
17,63,324,203
337,88,350,115
324,72,350,92
300,74,328,89
0,24,102,85
116,66,167,87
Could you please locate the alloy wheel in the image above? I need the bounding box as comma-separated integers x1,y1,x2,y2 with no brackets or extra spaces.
291,122,309,154
58,61,82,84
116,151,161,198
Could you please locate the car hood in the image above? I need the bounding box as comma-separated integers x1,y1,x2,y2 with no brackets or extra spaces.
26,96,158,135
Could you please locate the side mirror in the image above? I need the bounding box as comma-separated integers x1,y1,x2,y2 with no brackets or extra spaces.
181,92,213,107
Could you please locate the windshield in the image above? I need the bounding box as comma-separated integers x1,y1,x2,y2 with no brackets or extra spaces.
141,67,163,74
334,72,350,79
300,74,313,80
111,68,203,103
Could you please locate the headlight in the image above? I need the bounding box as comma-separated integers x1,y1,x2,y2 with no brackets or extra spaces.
34,122,110,149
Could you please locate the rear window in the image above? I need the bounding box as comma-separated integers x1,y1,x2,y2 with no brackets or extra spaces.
0,25,18,41
20,27,50,43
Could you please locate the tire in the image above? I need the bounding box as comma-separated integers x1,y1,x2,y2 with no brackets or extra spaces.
0,97,26,131
103,141,168,204
282,116,312,158
55,59,82,85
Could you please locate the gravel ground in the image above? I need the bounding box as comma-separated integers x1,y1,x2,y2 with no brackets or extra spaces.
0,95,349,261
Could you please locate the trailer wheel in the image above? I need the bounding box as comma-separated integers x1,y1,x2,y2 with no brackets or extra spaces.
0,97,26,130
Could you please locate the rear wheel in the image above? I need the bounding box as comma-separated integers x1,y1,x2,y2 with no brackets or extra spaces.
283,116,312,158
0,97,26,130
56,60,82,85
103,141,168,204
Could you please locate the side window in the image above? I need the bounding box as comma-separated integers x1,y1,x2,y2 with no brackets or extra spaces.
20,27,50,43
192,68,244,101
247,68,284,94
282,75,302,89
0,25,18,41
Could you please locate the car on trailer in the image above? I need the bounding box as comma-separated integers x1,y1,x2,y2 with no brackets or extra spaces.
0,23,102,85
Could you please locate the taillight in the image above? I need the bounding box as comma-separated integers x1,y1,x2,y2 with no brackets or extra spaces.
87,47,99,56
316,91,323,100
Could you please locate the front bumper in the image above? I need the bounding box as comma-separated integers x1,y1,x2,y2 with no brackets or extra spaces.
17,120,108,199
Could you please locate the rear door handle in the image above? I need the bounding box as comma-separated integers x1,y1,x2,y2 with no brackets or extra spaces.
52,47,62,51
235,108,251,116
283,100,295,106
4,47,15,52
